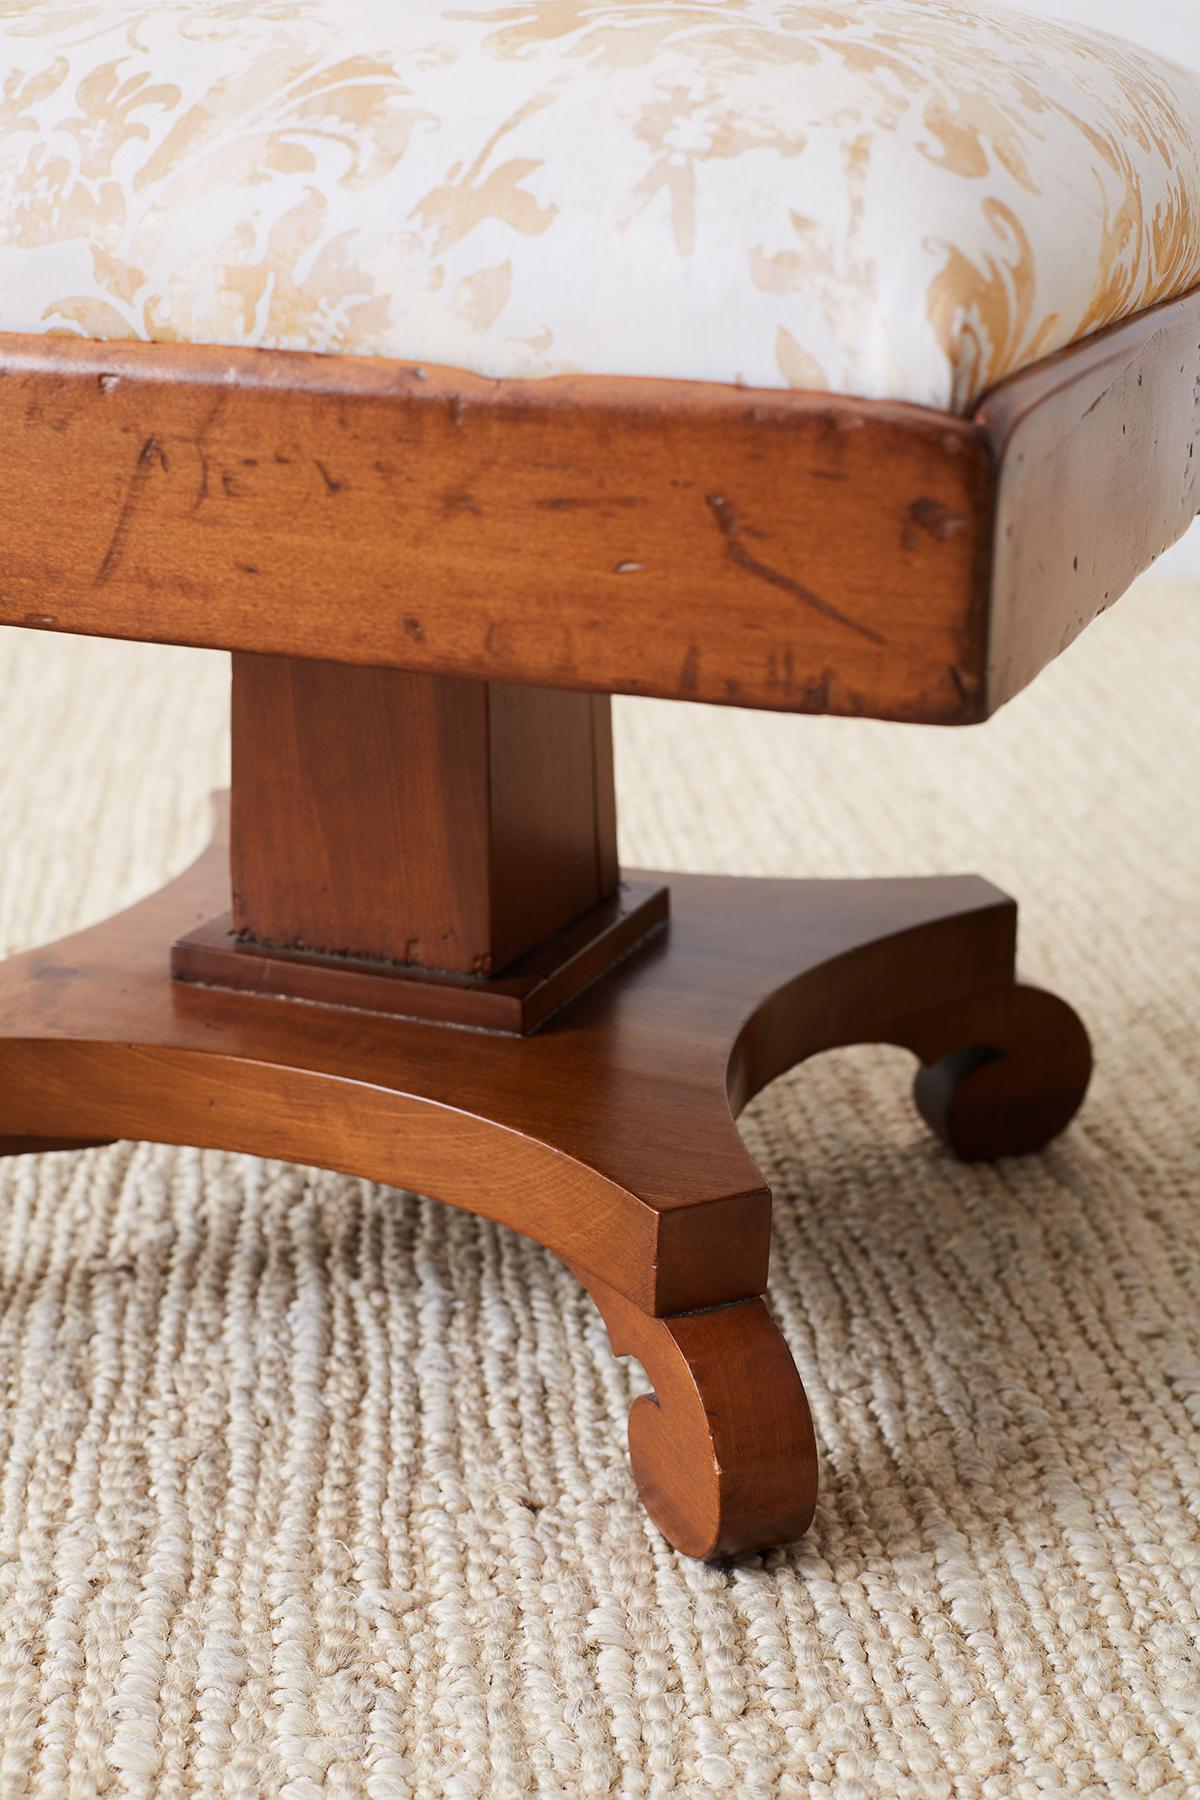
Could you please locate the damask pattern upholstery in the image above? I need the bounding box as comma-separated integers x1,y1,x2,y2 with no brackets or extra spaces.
0,0,1197,414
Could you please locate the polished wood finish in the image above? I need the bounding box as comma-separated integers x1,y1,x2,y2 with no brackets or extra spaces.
192,654,656,1030
980,287,1200,709
0,799,1091,1554
4,286,1167,1552
912,985,1093,1161
570,1270,818,1560
0,291,1194,723
0,1136,112,1156
229,656,617,975
173,877,668,1033
188,658,658,1029
0,333,990,722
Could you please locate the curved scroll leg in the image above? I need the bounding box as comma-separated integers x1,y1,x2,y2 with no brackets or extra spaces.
569,1265,817,1560
906,982,1093,1162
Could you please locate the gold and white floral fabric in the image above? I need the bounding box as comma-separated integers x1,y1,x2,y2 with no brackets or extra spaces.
0,0,1198,414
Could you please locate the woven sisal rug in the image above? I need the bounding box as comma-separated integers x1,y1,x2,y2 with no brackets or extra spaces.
0,582,1197,1798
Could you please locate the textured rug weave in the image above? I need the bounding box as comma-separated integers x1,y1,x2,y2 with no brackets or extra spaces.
0,583,1197,1798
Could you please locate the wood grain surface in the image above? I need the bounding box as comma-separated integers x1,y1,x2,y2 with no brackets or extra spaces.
978,286,1200,709
0,289,1195,723
0,799,1094,1554
229,655,617,976
0,334,990,723
571,1269,819,1561
0,798,1091,1315
2,290,1196,723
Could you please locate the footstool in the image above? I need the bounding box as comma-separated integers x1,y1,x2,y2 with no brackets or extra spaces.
0,1,1197,1559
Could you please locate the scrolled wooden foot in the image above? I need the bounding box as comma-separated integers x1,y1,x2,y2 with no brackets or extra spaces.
571,1265,817,1559
908,982,1092,1161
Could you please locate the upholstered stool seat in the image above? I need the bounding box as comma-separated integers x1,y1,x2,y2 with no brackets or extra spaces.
0,0,1198,411
0,2,1197,1560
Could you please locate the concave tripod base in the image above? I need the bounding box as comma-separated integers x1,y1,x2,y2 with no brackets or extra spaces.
0,798,1092,1557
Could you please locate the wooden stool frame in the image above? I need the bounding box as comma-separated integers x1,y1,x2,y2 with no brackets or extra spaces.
0,286,1195,1557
